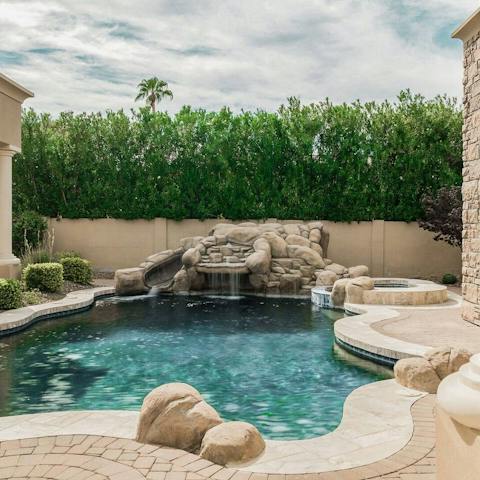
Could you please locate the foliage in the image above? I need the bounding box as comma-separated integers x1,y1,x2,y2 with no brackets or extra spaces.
55,250,81,261
23,262,64,292
21,288,44,306
135,77,173,112
20,230,55,267
0,279,23,310
14,91,462,222
60,257,93,284
12,210,47,256
442,273,458,285
418,186,462,247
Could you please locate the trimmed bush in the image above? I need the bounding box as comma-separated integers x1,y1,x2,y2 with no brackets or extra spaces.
56,250,81,260
0,279,23,310
442,273,458,285
14,91,461,222
22,289,43,306
23,263,63,292
61,257,93,285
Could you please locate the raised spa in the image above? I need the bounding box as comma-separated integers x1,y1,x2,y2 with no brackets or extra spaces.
0,295,390,440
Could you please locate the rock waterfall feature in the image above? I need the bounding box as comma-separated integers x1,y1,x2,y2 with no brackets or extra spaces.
115,222,368,295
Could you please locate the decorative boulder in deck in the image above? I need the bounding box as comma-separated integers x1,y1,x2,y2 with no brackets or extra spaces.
394,347,472,393
345,276,375,304
200,421,265,465
114,267,148,296
315,270,337,286
136,383,222,452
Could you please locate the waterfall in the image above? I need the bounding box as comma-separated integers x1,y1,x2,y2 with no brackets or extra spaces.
229,271,239,296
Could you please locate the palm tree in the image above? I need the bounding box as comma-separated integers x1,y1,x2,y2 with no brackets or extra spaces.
135,77,173,112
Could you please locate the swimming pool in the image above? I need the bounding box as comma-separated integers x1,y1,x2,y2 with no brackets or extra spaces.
0,294,390,440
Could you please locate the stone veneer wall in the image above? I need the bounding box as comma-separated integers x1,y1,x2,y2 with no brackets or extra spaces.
462,30,480,325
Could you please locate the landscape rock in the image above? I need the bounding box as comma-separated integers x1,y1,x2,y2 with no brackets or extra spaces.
287,245,325,268
315,270,337,286
345,276,375,304
425,347,472,380
136,383,222,451
326,263,347,275
115,267,148,296
285,234,311,248
279,274,302,293
394,357,441,394
283,224,301,236
226,227,261,245
261,232,288,258
331,278,350,306
348,265,369,278
172,269,190,292
246,251,270,274
200,421,265,465
249,274,268,289
310,242,323,256
180,237,204,250
309,228,322,243
182,248,202,268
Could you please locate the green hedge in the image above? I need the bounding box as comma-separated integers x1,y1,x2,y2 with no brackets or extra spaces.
61,257,92,285
0,279,23,310
23,263,63,292
13,91,462,222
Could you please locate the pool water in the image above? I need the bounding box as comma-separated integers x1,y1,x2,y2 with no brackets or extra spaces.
0,294,391,440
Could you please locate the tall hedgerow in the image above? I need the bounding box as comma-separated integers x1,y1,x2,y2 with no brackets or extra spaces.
13,90,462,222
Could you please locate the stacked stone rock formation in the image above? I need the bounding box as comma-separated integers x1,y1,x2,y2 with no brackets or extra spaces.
136,383,265,465
394,347,472,394
115,221,369,295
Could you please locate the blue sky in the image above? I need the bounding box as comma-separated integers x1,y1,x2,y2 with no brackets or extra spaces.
0,0,478,114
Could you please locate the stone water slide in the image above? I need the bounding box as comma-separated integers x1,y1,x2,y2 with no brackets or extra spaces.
115,222,369,296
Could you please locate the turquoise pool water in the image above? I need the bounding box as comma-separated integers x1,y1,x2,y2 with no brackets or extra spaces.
0,294,390,439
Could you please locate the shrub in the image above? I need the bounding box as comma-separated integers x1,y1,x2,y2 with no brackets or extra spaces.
0,279,23,310
23,263,63,292
442,273,458,285
20,229,55,267
14,91,461,222
12,210,47,255
419,186,462,247
55,250,81,261
22,288,44,306
61,257,93,285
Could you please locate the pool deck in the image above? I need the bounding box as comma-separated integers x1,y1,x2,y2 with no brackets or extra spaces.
0,381,435,479
2,283,478,478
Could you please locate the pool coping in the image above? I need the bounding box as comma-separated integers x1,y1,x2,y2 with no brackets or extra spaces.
0,286,115,336
0,380,429,475
334,290,463,364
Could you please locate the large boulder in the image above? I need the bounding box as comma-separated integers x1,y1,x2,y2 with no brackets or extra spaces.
345,276,375,304
326,263,347,276
283,224,302,236
425,347,472,380
180,237,203,250
348,265,369,278
279,274,302,293
115,267,148,296
211,223,235,236
246,251,270,274
394,357,441,394
315,270,337,286
285,234,311,248
309,228,322,244
226,227,261,245
182,248,202,268
172,269,190,292
261,232,288,258
187,268,205,291
394,347,472,393
136,383,222,452
331,278,350,306
310,242,323,256
287,245,325,268
199,421,265,466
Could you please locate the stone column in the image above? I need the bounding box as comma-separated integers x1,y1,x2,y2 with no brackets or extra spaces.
0,147,20,278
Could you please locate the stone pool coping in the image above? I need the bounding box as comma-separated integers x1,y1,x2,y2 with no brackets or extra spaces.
0,380,430,475
0,286,115,336
334,289,463,365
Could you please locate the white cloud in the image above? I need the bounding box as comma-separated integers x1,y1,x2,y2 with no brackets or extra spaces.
0,0,477,114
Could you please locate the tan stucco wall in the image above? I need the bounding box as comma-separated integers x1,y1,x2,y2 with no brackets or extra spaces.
48,218,461,278
436,406,480,480
0,91,21,148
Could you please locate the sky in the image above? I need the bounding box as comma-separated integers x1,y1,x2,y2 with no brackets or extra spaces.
0,0,478,114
